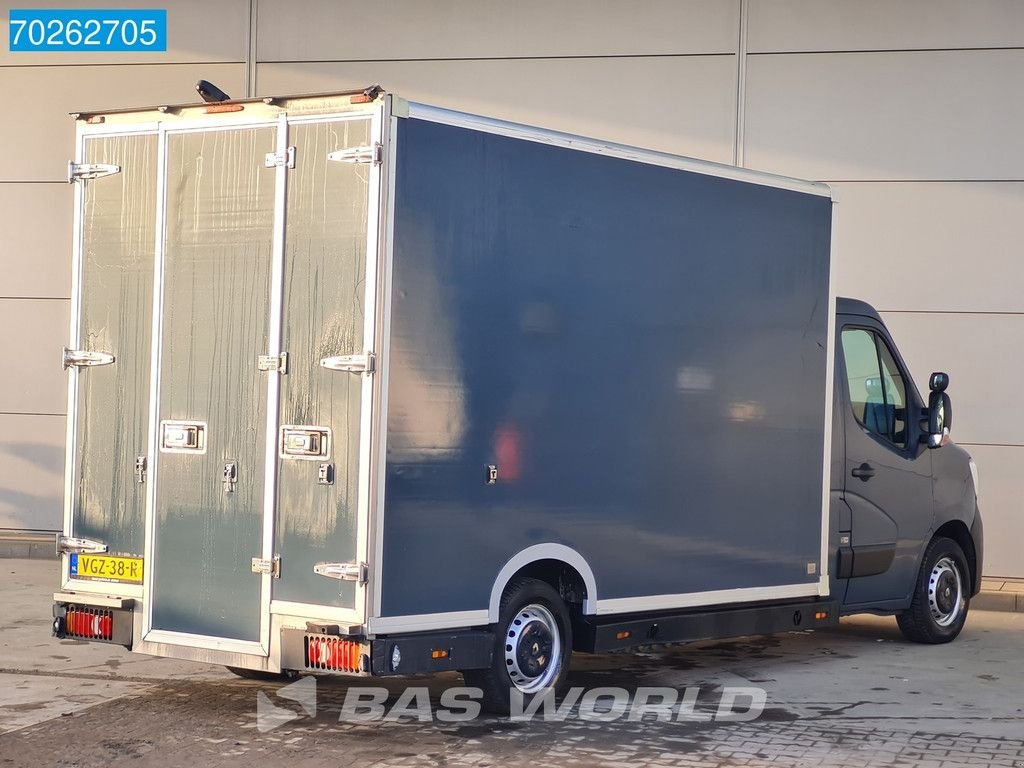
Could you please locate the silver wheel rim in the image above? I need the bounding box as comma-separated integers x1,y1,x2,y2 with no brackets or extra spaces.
928,556,965,627
503,603,562,693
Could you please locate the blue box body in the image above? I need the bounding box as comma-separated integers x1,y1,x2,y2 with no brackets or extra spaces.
379,117,833,618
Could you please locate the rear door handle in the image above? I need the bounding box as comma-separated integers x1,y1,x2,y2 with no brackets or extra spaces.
851,463,875,481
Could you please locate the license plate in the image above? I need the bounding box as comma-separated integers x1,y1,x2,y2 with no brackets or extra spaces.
69,553,144,584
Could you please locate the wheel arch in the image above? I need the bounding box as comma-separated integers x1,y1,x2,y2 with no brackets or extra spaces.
488,544,597,622
934,519,979,597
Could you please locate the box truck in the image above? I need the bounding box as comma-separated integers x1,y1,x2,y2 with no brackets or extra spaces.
53,87,982,712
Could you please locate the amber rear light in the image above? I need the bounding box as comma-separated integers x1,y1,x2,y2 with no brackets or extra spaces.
304,635,363,673
65,607,114,641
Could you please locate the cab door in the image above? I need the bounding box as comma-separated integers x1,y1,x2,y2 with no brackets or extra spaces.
838,318,933,606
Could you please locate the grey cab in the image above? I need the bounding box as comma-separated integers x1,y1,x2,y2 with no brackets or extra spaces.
832,298,981,642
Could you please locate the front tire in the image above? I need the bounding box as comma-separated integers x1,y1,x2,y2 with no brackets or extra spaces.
897,536,970,644
463,577,573,714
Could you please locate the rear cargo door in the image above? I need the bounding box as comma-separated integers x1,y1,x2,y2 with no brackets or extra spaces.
62,129,158,594
270,113,381,623
143,110,383,651
146,124,280,651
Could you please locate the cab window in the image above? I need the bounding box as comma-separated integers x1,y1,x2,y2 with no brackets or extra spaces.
841,328,909,449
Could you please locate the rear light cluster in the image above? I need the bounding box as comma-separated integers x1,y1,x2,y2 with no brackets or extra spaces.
304,635,363,673
65,607,114,641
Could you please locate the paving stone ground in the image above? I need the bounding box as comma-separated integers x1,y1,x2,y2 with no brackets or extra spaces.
2,559,1023,767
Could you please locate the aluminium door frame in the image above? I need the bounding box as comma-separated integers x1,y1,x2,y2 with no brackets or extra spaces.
61,122,160,600
141,116,286,656
268,106,386,627
367,102,400,625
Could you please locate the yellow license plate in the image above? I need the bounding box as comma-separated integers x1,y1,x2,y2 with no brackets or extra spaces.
70,553,144,584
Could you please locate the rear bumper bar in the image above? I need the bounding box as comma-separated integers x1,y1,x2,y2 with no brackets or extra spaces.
278,626,494,677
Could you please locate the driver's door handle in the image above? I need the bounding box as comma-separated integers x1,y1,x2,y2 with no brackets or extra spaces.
851,463,875,481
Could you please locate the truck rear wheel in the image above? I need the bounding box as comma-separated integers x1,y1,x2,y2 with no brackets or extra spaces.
897,536,970,644
463,577,573,715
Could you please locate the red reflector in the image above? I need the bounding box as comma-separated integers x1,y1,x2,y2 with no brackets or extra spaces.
204,103,244,113
305,636,362,672
65,607,113,641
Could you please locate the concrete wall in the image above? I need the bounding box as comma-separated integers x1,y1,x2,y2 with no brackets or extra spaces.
1,1,1021,576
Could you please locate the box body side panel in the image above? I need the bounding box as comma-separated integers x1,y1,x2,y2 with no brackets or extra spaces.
379,117,833,617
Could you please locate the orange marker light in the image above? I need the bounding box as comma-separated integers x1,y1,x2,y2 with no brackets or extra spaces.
615,631,632,641
431,649,449,659
205,103,244,114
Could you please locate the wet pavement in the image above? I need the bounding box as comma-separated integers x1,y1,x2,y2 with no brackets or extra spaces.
2,559,1023,767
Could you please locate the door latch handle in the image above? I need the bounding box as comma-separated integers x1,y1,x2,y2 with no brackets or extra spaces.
223,461,237,493
851,463,875,481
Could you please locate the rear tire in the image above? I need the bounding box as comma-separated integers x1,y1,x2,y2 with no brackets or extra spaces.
225,666,299,682
463,577,573,715
897,536,970,644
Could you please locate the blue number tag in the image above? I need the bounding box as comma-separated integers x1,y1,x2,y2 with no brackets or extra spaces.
9,9,168,52
68,552,80,576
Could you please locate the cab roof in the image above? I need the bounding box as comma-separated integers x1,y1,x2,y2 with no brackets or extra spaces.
837,297,881,320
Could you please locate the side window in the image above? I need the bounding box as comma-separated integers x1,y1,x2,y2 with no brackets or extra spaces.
876,340,908,446
840,328,909,450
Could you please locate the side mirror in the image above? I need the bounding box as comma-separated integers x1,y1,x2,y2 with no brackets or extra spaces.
926,372,952,449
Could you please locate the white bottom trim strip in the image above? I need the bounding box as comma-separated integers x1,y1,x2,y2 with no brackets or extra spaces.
368,609,489,635
369,583,823,634
270,600,362,624
595,583,821,615
142,629,266,656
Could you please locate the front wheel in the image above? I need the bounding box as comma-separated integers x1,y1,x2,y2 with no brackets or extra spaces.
463,577,573,714
897,536,970,644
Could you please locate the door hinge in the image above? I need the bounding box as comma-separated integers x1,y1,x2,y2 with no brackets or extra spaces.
327,143,382,165
56,534,108,555
251,555,281,578
67,162,121,183
313,562,368,584
135,456,147,484
319,352,375,374
257,353,288,373
264,146,296,169
63,347,115,370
